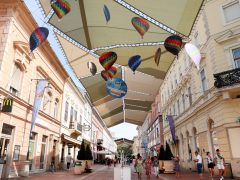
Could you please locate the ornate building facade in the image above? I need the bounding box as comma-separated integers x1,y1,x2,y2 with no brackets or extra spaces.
161,0,240,177
0,0,68,178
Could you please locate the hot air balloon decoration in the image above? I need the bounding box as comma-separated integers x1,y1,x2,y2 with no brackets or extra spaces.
164,35,182,56
87,62,97,76
154,48,161,66
101,66,117,81
101,70,111,81
128,55,141,74
51,0,71,19
106,78,128,98
131,17,150,39
29,27,49,52
103,5,110,23
108,66,117,79
185,43,201,70
99,52,117,71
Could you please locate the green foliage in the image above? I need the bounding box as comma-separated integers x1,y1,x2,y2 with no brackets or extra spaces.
85,144,93,160
158,145,165,160
117,144,133,157
164,142,173,160
77,140,86,160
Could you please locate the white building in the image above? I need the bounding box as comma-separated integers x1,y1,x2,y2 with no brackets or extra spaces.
60,79,89,168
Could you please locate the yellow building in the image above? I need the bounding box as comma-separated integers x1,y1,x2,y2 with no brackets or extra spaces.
161,0,240,177
0,0,68,178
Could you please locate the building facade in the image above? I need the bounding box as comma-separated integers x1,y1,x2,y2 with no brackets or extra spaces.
160,0,240,177
60,79,86,168
0,0,68,178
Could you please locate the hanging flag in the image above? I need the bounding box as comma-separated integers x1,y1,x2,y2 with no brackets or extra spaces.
30,80,47,134
2,97,13,112
167,115,176,144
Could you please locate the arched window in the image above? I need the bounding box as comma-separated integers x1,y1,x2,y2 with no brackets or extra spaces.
186,131,192,160
43,91,52,115
9,63,24,96
193,127,200,152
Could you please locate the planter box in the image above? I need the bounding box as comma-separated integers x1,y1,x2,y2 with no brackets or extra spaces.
163,160,175,173
74,160,84,175
86,160,93,167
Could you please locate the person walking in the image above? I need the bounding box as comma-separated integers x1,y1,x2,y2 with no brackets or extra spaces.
152,156,159,178
145,156,152,180
206,152,215,179
135,154,143,180
172,155,181,178
66,153,73,170
214,149,225,180
193,151,203,180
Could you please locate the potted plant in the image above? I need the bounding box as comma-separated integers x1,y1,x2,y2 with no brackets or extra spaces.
75,140,86,174
85,144,93,166
158,145,165,173
163,142,174,173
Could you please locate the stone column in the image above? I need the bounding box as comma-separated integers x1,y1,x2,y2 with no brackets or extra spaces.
73,146,76,160
64,144,68,168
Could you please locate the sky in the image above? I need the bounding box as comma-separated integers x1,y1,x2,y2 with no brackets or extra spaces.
24,0,138,140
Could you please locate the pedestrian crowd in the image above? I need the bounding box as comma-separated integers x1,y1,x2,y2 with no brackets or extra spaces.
134,148,226,180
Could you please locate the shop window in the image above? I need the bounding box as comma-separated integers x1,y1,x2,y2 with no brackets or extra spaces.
29,132,37,171
40,136,47,169
9,63,23,96
232,47,240,68
223,1,240,23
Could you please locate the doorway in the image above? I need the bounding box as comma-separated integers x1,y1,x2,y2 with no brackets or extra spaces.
0,124,13,178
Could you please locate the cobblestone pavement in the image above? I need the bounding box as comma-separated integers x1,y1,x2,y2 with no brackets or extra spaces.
13,164,237,180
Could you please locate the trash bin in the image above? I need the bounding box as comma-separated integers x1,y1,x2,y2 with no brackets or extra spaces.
224,163,233,179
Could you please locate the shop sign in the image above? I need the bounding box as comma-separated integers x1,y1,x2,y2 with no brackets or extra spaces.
2,97,13,112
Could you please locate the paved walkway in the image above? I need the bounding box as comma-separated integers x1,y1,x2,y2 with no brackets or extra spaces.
13,164,236,180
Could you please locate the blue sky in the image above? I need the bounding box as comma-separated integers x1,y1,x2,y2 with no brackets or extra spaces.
24,0,138,140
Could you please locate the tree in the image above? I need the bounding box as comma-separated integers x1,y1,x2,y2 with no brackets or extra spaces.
164,142,173,160
85,144,93,160
158,145,165,160
77,140,86,160
117,144,133,157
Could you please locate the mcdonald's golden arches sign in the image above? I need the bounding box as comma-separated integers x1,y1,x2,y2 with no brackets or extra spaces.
2,97,13,112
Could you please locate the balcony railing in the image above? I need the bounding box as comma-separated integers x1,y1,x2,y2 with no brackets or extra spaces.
69,121,82,135
214,68,240,88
